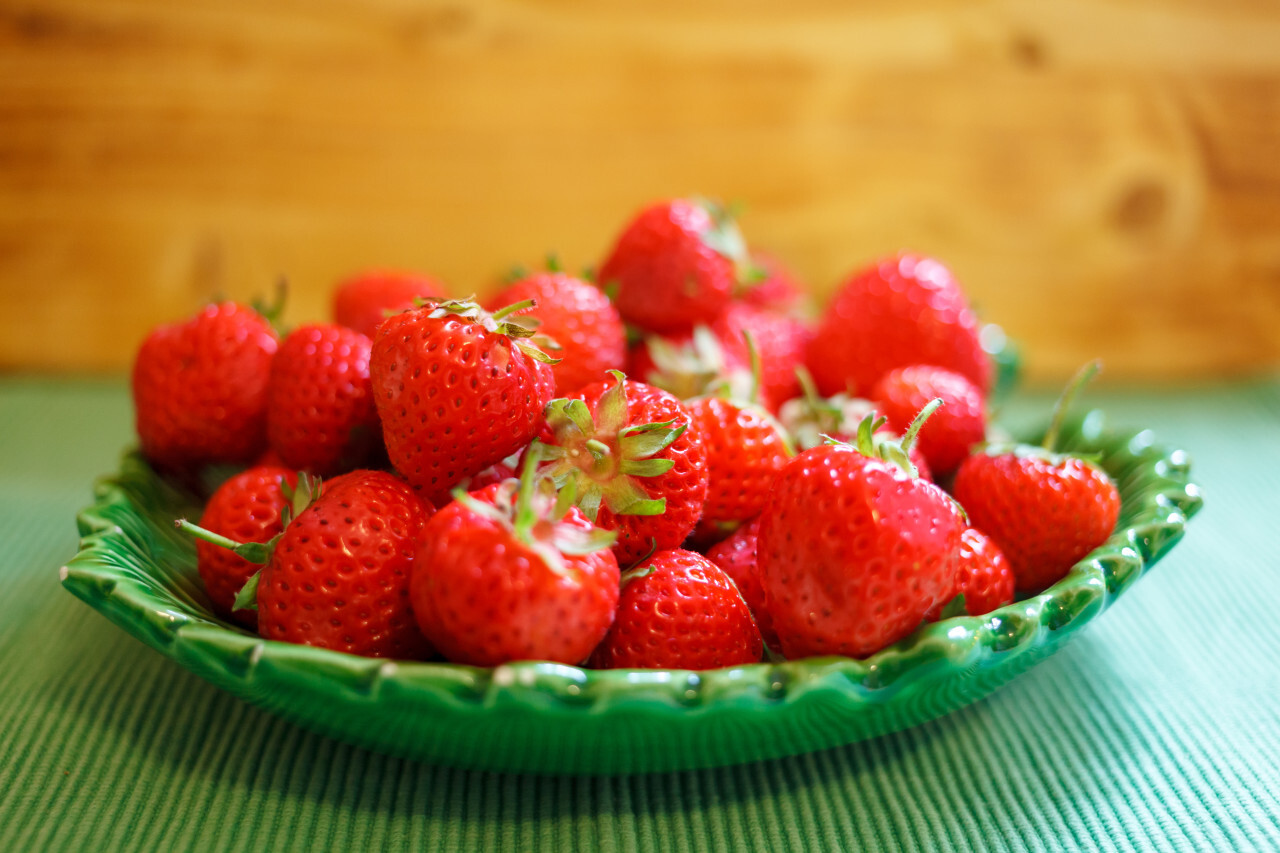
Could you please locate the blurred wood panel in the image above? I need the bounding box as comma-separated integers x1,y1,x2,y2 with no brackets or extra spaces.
2,0,1279,383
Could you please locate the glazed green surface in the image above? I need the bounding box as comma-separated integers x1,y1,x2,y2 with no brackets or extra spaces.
5,377,1278,851
60,397,1200,775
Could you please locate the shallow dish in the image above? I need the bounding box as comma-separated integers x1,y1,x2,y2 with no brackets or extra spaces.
61,410,1201,775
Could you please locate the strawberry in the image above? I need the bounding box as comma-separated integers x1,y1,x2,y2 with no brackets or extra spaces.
597,198,750,333
132,301,279,468
194,464,297,629
740,250,809,315
709,302,810,412
757,408,965,659
181,470,436,658
804,254,992,398
485,269,627,395
951,362,1121,592
369,298,556,505
871,364,987,478
332,269,447,340
588,549,763,669
266,323,382,477
537,371,707,567
686,377,793,532
409,446,620,666
704,517,779,651
924,527,1016,621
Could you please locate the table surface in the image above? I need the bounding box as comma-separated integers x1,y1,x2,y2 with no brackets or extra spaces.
1,376,1277,852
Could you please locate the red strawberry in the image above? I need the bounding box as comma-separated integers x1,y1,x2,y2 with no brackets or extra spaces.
687,395,792,530
369,298,556,505
332,270,447,339
538,371,708,566
871,364,987,478
598,198,749,333
951,362,1121,593
704,517,779,651
485,270,626,395
925,528,1016,621
410,447,620,666
740,251,810,316
179,470,436,658
132,302,279,468
804,254,992,398
757,409,965,659
588,549,763,669
266,323,381,477
709,302,810,411
194,465,297,629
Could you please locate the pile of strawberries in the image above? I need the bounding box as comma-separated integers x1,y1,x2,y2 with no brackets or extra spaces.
134,197,1122,670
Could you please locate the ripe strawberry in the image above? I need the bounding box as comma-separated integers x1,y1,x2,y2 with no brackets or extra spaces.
871,364,987,478
687,394,792,531
410,447,620,666
757,409,965,659
704,517,779,651
740,250,809,315
370,298,556,505
715,303,810,412
951,362,1121,592
332,269,447,339
181,470,436,658
598,198,749,333
588,549,763,669
485,270,626,395
132,302,279,468
538,371,707,567
266,323,381,477
924,528,1016,621
194,465,297,629
804,254,992,398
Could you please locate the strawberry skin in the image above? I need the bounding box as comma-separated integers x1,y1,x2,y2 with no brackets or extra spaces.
256,470,435,658
370,300,556,505
195,465,296,629
871,364,987,478
925,527,1016,620
485,271,626,395
804,254,991,398
704,517,779,651
688,396,791,527
951,450,1121,592
132,302,278,468
411,483,620,667
589,549,763,669
598,198,744,333
266,323,381,477
332,269,447,339
758,443,965,659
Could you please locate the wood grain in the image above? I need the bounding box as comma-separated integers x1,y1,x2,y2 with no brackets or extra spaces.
2,0,1279,383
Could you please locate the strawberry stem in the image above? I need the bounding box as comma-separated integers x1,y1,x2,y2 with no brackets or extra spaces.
491,298,538,322
1042,360,1102,453
900,397,944,455
174,518,274,564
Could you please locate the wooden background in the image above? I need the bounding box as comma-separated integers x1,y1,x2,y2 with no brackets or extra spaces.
3,0,1279,384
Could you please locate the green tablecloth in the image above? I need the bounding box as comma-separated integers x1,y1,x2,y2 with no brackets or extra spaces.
1,376,1277,851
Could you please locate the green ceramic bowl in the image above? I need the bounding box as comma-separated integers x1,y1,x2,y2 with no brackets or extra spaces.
61,407,1201,775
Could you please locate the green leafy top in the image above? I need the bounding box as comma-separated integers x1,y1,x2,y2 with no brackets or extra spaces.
538,371,685,524
415,297,562,365
779,366,878,452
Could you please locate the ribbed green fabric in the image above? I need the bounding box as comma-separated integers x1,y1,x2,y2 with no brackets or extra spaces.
1,376,1277,852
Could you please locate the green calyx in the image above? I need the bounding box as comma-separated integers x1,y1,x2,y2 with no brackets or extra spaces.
539,371,683,524
415,296,561,365
690,197,760,287
452,442,616,578
781,366,877,452
174,472,322,613
828,398,943,479
973,360,1106,466
250,277,290,337
639,326,738,401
